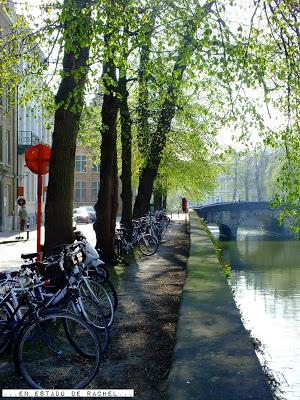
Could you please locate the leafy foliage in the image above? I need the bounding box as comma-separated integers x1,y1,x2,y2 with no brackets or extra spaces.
2,0,300,230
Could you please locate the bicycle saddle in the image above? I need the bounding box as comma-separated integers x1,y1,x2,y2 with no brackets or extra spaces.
21,252,39,260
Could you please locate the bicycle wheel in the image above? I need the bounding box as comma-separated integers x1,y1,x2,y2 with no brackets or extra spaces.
0,301,14,355
90,274,118,312
65,295,109,352
79,279,114,327
15,311,101,389
138,234,158,256
152,227,162,243
160,222,168,236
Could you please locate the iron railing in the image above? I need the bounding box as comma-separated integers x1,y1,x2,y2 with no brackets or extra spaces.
17,131,41,154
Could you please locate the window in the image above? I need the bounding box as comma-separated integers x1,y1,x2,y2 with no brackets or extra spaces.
75,155,87,172
75,181,86,202
92,181,100,201
0,126,3,163
6,129,11,165
92,164,100,173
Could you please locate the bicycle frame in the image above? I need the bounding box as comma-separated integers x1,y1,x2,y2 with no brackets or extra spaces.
0,286,66,357
0,289,33,353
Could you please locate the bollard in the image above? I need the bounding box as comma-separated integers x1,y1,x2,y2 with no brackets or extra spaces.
26,218,30,240
177,209,180,218
171,211,173,219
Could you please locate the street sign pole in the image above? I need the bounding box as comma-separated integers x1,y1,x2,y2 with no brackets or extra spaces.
25,144,51,260
37,174,42,259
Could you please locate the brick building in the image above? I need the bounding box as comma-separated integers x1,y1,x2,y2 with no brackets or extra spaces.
74,144,123,214
74,145,100,208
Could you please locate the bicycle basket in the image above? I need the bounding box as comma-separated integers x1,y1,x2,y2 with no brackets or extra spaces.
38,262,67,292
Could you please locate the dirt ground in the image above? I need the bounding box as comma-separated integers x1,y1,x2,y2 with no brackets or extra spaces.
93,221,189,399
0,221,189,399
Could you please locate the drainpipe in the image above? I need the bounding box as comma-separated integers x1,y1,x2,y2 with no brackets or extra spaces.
14,86,19,230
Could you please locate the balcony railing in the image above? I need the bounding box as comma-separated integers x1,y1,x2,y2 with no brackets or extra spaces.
17,131,41,154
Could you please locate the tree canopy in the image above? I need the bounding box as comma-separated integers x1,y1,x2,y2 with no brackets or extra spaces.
1,0,300,247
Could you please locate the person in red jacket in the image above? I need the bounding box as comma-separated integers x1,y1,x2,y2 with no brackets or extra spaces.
181,197,187,213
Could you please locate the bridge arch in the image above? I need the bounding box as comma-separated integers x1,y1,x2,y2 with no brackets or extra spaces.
218,224,234,240
194,201,290,240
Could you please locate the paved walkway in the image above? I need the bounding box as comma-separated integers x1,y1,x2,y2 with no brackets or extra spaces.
0,213,187,270
96,220,189,398
0,213,187,244
0,225,90,271
167,210,273,400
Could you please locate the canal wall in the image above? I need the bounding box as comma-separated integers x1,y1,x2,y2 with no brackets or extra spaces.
166,210,274,400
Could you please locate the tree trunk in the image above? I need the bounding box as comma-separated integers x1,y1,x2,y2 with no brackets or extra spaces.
244,158,250,201
133,166,157,217
258,149,269,200
94,53,119,262
232,155,238,201
254,157,262,201
153,187,163,210
119,75,133,228
44,0,92,251
137,15,155,157
162,190,167,210
133,78,184,218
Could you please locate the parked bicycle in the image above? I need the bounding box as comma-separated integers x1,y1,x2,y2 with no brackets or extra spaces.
114,210,171,263
0,280,102,388
0,238,119,389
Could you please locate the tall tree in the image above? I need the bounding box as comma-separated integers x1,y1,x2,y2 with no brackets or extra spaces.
118,16,133,229
136,7,157,159
119,72,133,229
44,0,93,250
94,5,119,262
133,1,215,218
260,1,300,232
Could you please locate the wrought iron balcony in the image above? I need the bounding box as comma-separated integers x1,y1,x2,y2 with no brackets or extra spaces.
17,131,41,154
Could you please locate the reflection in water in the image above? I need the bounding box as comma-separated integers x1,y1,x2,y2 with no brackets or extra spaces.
212,225,300,400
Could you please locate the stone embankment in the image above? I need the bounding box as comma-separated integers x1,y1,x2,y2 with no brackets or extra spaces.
167,210,273,400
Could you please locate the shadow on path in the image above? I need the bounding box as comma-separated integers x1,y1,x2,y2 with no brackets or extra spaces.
92,221,189,399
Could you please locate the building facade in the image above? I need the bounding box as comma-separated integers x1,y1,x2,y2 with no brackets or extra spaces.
0,4,52,231
74,144,123,214
17,80,52,225
0,6,17,232
74,145,101,209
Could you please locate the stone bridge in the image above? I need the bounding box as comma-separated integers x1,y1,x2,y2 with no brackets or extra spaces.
194,201,289,240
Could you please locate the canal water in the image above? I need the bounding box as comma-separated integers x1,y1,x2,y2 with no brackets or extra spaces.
209,225,300,400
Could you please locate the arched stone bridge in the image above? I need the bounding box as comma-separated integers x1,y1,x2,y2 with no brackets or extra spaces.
194,201,289,240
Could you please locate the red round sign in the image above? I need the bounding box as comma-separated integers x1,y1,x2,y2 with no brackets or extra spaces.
25,144,51,175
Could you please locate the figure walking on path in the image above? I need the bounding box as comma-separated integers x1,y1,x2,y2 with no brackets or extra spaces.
19,205,27,233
